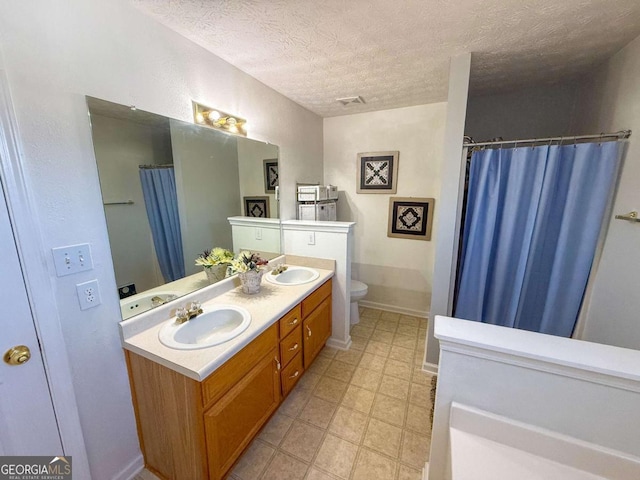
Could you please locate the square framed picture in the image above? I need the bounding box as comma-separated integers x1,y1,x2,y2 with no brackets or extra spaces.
263,159,279,193
356,151,399,193
244,196,270,218
387,197,435,241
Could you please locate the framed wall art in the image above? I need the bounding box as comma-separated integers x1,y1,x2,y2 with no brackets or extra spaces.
244,196,270,218
387,197,435,241
356,151,399,193
263,159,279,193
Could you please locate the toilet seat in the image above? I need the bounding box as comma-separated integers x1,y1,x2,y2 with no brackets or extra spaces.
351,280,368,295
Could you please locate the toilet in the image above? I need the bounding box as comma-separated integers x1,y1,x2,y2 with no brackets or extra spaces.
350,280,368,325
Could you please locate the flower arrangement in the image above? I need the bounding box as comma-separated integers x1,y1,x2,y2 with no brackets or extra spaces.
195,247,234,268
230,251,269,273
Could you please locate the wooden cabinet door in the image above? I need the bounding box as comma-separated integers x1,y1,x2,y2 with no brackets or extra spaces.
303,296,332,369
204,349,281,480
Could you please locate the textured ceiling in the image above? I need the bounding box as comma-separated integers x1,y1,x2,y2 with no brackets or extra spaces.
132,0,640,117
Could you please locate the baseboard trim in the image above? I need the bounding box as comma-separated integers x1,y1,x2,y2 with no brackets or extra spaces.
113,453,144,480
359,299,429,318
422,362,439,375
327,336,352,351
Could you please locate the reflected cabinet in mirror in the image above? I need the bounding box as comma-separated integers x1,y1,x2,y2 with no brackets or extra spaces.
87,97,281,320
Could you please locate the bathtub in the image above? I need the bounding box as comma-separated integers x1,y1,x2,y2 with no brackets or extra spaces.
448,402,640,480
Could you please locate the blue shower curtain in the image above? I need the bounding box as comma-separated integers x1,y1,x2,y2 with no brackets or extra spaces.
139,167,185,282
454,141,621,337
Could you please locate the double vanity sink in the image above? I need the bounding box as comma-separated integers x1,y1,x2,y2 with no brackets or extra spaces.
155,266,321,351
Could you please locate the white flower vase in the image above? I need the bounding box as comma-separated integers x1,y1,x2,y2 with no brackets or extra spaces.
204,264,228,284
238,270,264,294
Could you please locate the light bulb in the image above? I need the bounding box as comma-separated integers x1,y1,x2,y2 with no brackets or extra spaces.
195,112,205,123
208,110,221,121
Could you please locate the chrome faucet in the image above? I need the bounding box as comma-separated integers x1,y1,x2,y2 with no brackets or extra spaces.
175,301,203,324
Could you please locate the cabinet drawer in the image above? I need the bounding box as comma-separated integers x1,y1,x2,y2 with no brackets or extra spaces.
280,325,302,367
279,304,302,339
202,323,278,408
281,353,303,398
301,279,332,318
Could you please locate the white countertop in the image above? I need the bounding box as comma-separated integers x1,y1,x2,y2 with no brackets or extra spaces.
120,257,334,381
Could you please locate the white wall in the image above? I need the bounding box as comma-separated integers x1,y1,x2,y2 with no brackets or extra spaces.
324,104,446,316
237,137,279,218
91,113,168,293
571,35,640,350
0,1,322,478
465,82,580,141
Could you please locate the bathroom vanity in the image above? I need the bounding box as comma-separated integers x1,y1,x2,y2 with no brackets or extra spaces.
120,258,333,480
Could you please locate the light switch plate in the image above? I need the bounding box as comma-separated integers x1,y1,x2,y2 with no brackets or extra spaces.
52,243,93,276
307,232,316,245
255,227,263,240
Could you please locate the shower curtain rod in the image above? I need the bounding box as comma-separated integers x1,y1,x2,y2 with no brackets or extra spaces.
464,130,631,148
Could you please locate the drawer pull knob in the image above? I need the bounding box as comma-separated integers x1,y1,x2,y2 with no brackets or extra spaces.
288,343,299,351
289,371,300,379
275,357,281,371
288,318,299,326
306,326,312,337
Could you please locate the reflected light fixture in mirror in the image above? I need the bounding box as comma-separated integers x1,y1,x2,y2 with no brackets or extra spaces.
193,101,247,137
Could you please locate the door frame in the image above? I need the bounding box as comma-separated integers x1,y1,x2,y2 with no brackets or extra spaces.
0,66,90,476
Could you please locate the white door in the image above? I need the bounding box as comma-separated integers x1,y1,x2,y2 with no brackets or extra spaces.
0,181,63,455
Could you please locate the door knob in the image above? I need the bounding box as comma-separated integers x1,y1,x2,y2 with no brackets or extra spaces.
4,345,31,365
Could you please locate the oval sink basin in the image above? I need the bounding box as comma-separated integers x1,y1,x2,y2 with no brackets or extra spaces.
121,291,179,320
159,305,251,350
265,266,320,286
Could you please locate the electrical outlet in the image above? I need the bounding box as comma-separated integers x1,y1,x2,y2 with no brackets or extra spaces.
76,279,102,310
255,227,262,240
52,243,93,276
307,232,316,245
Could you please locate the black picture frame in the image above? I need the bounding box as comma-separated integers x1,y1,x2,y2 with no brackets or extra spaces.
357,151,399,193
387,197,435,241
244,196,270,218
263,159,279,193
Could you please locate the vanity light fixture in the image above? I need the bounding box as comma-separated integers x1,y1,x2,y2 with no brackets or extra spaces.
192,101,247,137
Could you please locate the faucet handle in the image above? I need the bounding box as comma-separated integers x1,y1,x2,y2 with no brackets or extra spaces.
175,307,188,324
189,301,201,312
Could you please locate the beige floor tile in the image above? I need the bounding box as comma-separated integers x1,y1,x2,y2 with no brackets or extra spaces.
319,346,339,359
379,375,410,401
357,316,378,328
411,366,431,386
409,382,430,406
328,406,368,443
401,431,431,469
324,360,356,383
392,334,418,351
405,403,431,434
418,328,427,339
352,448,397,480
350,366,383,391
314,434,358,479
398,464,423,480
384,359,412,381
262,452,309,480
365,340,392,357
350,324,374,339
388,345,414,363
371,393,406,427
314,377,348,403
307,356,332,375
361,308,382,319
399,315,421,327
358,352,387,372
413,350,425,366
363,418,402,458
375,320,398,333
380,311,401,322
396,324,419,337
299,396,338,429
370,329,395,344
350,335,368,351
334,349,363,366
258,411,295,446
134,470,160,480
296,371,322,393
306,467,338,480
280,387,312,417
341,385,375,414
280,421,325,462
231,439,275,479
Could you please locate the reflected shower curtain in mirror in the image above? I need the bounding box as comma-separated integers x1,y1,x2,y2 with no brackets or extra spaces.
139,166,185,282
454,141,621,337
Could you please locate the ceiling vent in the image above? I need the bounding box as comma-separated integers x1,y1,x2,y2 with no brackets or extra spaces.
337,96,365,106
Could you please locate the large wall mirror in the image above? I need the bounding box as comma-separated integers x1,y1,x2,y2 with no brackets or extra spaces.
87,97,280,320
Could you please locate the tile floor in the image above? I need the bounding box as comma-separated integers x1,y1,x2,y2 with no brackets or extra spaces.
136,307,434,480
